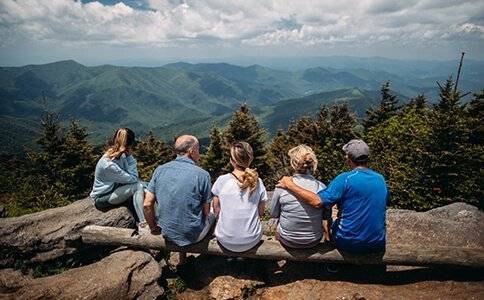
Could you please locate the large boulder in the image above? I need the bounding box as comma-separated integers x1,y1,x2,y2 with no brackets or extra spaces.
0,250,163,300
386,202,483,248
258,278,484,299
0,197,135,267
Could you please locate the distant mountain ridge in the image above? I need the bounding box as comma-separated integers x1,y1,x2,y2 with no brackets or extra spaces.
0,59,482,154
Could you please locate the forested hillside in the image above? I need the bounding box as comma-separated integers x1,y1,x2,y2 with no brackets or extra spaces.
1,59,482,153
1,76,482,216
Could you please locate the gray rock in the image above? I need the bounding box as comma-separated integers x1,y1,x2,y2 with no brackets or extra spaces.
0,250,163,300
0,197,135,267
386,202,483,248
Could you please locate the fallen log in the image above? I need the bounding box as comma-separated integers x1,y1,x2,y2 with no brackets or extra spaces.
81,225,484,268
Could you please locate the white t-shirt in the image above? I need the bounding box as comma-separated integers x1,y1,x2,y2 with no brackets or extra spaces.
211,173,268,252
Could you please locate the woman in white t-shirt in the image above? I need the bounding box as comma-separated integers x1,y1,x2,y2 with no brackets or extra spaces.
211,141,267,252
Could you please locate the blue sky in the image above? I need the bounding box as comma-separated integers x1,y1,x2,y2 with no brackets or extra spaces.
0,0,483,66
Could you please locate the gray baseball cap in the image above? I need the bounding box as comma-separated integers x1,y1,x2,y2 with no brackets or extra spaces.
342,139,370,163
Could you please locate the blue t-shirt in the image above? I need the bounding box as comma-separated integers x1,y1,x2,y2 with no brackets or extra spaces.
318,168,388,253
148,156,212,246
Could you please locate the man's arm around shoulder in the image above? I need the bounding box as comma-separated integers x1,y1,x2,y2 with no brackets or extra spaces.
277,176,323,209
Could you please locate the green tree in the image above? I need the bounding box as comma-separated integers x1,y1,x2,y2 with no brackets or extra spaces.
223,104,269,177
366,107,431,210
135,131,173,181
316,104,358,181
405,94,427,111
200,125,226,180
363,81,400,130
57,121,96,199
5,113,97,216
423,77,471,207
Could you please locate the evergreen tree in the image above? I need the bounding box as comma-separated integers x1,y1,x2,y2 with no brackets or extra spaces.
366,106,431,210
316,104,357,181
5,112,98,215
460,91,484,208
223,104,269,177
363,81,400,130
57,121,96,199
423,77,474,207
135,131,173,181
405,94,427,111
200,125,226,180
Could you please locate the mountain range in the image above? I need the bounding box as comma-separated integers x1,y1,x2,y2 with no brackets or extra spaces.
1,58,482,154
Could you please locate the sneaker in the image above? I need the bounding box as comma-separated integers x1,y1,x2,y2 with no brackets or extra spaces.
137,222,150,235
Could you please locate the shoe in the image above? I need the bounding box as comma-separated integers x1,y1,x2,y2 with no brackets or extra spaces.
137,222,150,235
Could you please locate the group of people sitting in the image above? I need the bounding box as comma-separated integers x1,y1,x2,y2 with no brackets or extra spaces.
90,128,389,258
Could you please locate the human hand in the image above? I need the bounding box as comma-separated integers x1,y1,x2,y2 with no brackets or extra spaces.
276,176,294,190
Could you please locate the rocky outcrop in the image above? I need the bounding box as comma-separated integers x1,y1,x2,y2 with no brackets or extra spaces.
0,250,163,300
208,276,264,300
258,278,484,300
387,202,483,248
0,197,135,267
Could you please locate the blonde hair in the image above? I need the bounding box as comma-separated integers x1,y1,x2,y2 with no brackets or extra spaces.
105,128,135,160
288,144,318,174
230,141,259,194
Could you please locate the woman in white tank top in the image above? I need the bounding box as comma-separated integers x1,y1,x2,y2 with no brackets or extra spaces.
211,142,267,252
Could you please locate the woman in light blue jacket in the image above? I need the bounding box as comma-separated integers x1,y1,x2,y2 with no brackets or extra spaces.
90,128,145,223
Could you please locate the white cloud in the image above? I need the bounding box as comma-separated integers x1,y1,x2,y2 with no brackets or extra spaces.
0,0,482,50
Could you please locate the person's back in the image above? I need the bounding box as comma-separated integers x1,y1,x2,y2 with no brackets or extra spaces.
149,156,211,246
212,142,267,252
321,168,388,253
213,174,267,252
271,174,327,248
277,139,389,254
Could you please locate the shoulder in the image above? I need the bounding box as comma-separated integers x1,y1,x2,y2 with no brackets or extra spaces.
214,173,231,184
194,165,210,178
369,169,387,183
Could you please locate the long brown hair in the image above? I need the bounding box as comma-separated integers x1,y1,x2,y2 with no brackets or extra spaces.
105,128,135,160
230,141,258,194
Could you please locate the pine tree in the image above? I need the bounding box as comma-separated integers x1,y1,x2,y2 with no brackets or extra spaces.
365,106,431,210
223,104,269,177
316,104,357,181
57,120,96,199
363,81,400,130
6,113,99,215
424,77,471,207
135,131,173,181
200,125,226,180
266,130,292,182
405,94,427,111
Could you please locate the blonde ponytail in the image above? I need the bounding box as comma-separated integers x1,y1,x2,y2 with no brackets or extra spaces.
230,142,259,194
105,128,135,160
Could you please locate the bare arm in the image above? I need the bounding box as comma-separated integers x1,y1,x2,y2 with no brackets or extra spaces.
202,202,210,217
143,191,160,234
212,196,221,217
258,201,266,218
277,176,322,208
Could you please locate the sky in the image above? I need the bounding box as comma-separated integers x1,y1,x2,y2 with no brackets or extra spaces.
0,0,483,66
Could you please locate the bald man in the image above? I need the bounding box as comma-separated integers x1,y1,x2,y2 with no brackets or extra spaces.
141,135,215,249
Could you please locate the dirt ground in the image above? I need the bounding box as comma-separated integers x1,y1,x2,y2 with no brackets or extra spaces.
164,254,484,299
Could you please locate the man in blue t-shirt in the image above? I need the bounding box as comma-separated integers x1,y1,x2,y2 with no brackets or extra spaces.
277,139,389,253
